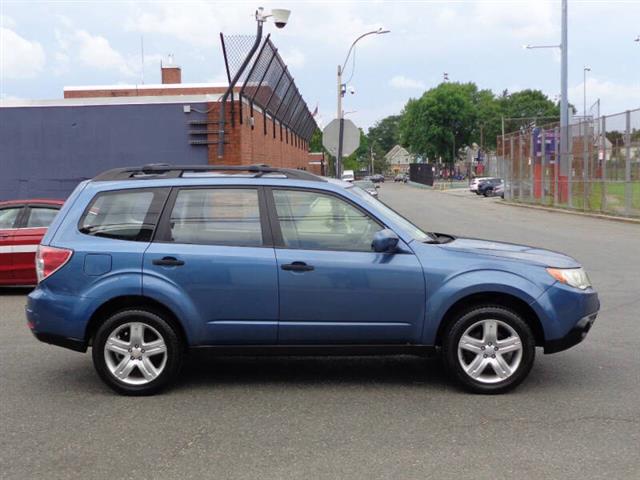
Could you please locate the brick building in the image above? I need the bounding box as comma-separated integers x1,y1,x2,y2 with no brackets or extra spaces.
0,56,322,200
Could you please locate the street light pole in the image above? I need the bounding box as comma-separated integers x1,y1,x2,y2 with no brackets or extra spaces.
583,66,591,118
335,27,389,178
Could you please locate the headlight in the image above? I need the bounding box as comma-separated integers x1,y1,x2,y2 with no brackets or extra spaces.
546,267,591,290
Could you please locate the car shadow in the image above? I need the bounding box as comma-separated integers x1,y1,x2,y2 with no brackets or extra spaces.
177,353,450,390
0,286,33,296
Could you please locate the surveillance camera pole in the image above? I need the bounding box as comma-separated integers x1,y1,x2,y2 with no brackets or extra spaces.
335,28,390,178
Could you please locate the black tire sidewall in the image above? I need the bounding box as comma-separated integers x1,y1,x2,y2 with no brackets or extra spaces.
443,306,536,394
92,309,183,396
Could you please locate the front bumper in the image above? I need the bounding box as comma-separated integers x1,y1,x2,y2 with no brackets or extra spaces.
544,312,597,354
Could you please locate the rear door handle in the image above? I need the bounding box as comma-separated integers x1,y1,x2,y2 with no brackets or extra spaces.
281,261,314,272
152,256,185,267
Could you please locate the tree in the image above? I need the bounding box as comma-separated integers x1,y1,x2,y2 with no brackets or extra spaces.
499,89,560,132
368,115,401,154
399,82,478,163
309,128,323,152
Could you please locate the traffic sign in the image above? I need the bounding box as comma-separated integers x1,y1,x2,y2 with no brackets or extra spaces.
322,118,360,157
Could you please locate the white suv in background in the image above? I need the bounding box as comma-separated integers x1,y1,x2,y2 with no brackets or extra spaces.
470,177,493,193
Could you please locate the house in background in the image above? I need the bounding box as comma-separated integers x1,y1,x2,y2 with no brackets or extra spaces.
385,145,414,174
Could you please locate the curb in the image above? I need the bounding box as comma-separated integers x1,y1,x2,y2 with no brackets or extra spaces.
499,201,640,225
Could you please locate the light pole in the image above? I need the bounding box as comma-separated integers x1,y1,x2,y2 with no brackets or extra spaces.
583,66,591,118
523,0,569,204
336,27,389,178
217,7,290,159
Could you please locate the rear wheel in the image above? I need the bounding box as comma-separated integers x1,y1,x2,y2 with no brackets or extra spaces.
92,309,183,395
442,305,535,394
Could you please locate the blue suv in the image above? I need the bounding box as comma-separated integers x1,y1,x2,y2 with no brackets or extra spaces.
27,165,599,395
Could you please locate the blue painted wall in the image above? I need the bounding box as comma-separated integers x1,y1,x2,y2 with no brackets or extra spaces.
0,102,209,200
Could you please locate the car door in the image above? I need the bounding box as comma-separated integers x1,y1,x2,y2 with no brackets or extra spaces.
12,205,61,284
268,188,426,345
0,205,23,284
143,187,279,345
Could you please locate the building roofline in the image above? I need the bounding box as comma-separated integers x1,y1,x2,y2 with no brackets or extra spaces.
0,94,222,109
62,82,228,91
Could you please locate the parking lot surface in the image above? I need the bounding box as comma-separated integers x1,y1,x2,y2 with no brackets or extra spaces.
1,182,639,479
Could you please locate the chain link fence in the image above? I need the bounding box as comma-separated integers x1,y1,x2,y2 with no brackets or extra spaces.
497,108,640,218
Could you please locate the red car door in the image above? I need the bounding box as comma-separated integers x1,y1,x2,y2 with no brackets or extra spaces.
0,205,23,285
12,205,61,285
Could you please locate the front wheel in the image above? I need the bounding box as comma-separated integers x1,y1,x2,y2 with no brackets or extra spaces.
92,309,184,395
442,305,535,394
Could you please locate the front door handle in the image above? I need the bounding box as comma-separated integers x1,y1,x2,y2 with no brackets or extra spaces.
281,261,314,272
152,256,185,267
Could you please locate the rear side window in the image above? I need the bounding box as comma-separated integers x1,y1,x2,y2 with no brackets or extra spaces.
0,207,21,229
168,188,263,246
26,207,59,228
79,189,167,242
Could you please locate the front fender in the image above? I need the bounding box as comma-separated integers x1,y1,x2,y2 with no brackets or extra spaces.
422,269,547,344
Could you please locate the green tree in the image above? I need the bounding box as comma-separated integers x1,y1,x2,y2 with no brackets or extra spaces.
309,128,323,152
399,82,478,163
499,89,560,132
368,115,401,154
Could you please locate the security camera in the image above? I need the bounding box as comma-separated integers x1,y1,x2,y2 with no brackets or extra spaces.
271,9,290,28
347,85,356,95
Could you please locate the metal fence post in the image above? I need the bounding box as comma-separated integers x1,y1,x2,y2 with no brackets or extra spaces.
554,127,559,206
601,115,607,212
567,123,573,209
509,136,515,200
625,110,632,215
540,128,547,204
519,133,524,201
530,130,535,203
582,120,588,211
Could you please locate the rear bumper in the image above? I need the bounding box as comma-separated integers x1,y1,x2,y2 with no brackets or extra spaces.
31,330,87,352
544,312,597,354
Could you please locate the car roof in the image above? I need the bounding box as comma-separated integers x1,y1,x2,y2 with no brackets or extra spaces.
0,199,64,207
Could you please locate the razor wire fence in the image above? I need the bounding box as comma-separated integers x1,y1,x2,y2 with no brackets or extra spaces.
220,34,317,141
497,107,640,218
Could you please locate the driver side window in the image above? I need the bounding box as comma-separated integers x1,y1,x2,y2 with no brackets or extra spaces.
272,189,383,251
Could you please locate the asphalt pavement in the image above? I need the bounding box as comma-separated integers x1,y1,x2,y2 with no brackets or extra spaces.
1,182,639,480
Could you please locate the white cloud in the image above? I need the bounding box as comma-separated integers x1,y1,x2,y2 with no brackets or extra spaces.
281,48,305,69
0,27,45,78
74,30,134,76
0,15,16,29
568,78,640,116
54,20,149,79
389,75,425,90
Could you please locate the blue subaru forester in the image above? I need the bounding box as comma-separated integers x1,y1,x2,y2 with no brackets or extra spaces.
27,165,599,395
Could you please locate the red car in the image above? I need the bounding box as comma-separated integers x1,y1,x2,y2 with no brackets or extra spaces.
0,199,65,286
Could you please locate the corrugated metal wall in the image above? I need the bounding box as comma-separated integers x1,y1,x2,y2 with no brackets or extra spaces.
0,102,209,200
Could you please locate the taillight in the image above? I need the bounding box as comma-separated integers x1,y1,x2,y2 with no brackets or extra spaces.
35,245,73,283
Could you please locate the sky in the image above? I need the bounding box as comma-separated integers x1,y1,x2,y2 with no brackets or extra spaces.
1,0,639,130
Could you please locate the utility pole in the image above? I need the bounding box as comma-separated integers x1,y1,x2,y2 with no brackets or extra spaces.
560,0,570,204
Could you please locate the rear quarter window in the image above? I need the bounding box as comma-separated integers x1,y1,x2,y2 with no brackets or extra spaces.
79,188,168,242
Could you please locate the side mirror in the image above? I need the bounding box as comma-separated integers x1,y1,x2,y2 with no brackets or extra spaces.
371,229,399,253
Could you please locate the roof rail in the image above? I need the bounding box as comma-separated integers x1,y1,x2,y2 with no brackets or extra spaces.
92,164,325,182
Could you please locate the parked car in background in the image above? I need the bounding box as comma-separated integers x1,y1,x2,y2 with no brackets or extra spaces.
341,170,355,182
394,173,408,183
354,180,379,198
27,164,599,396
478,178,503,196
371,174,385,183
0,199,64,286
493,183,505,198
470,177,493,193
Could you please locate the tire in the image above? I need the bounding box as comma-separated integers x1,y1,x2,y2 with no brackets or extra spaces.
92,309,184,396
442,305,535,394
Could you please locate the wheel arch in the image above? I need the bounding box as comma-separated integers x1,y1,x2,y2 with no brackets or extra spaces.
435,292,545,347
85,295,188,350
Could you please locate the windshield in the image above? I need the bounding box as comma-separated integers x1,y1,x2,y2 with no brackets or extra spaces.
350,186,433,242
